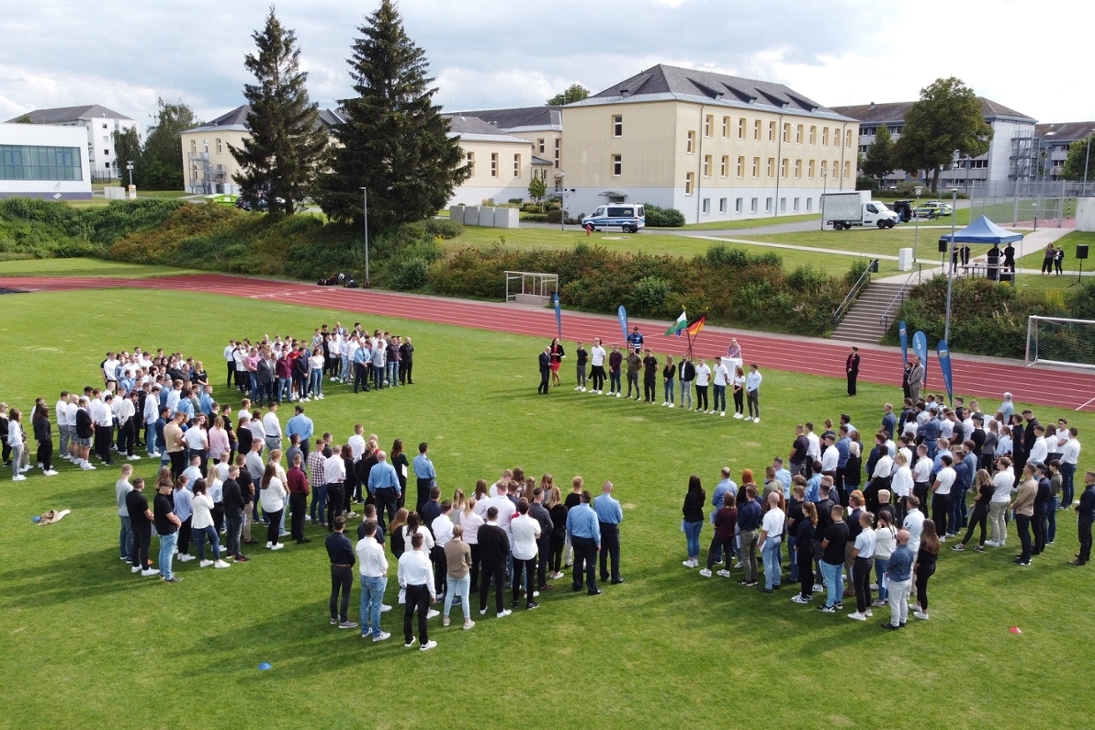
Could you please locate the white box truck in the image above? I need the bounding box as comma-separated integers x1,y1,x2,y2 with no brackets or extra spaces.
822,191,899,230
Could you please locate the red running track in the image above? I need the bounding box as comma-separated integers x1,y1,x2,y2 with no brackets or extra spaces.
4,273,1094,412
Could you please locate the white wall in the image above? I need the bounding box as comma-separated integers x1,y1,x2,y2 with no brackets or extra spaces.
1077,197,1095,232
567,185,823,224
0,123,92,199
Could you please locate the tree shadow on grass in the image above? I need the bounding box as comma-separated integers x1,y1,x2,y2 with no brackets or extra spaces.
0,546,156,609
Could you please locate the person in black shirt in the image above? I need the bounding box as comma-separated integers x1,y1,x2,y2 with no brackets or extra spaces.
1032,464,1052,555
845,347,860,396
153,481,182,582
126,478,156,575
1070,471,1095,565
813,480,835,589
222,466,248,562
818,504,849,612
793,502,817,603
914,519,940,620
538,347,552,395
789,425,810,478
325,516,357,629
574,342,589,392
477,506,511,618
642,349,658,403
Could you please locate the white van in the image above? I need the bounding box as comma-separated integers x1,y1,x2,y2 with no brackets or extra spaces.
582,204,645,233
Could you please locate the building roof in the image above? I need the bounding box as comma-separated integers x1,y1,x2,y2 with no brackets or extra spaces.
9,104,134,123
182,104,344,134
443,115,531,144
448,106,562,133
1036,121,1095,143
568,64,854,121
832,97,1036,125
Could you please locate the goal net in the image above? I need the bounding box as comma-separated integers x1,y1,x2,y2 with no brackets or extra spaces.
1026,316,1095,369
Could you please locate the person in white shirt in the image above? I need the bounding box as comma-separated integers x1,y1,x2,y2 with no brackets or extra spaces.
191,479,230,568
712,357,730,417
821,433,839,475
932,454,956,538
693,359,711,413
262,403,282,452
849,511,876,620
397,531,437,651
143,385,161,457
745,364,763,423
891,453,913,521
324,446,347,527
182,420,209,475
988,457,1015,546
903,496,925,556
484,482,516,539
259,462,287,550
588,339,607,394
356,519,391,642
510,499,542,610
757,492,785,592
431,502,455,596
56,393,73,462
348,425,367,462
805,423,821,464
1027,425,1049,467
1059,428,1081,509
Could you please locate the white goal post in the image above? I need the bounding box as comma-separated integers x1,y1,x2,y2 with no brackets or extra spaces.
1025,316,1095,369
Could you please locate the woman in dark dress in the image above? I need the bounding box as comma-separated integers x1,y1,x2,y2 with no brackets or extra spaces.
389,508,409,559
547,485,568,579
914,519,940,620
391,439,410,510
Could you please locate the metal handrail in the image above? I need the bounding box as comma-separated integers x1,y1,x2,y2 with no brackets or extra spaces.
879,264,923,330
833,258,879,327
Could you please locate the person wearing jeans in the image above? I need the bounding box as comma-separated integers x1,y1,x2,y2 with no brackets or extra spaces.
681,476,706,568
758,492,785,591
356,519,390,640
153,480,182,582
443,526,474,629
116,464,135,560
818,503,849,611
882,530,914,629
989,459,1014,545
661,357,675,407
1011,464,1037,565
736,485,762,584
1060,428,1080,508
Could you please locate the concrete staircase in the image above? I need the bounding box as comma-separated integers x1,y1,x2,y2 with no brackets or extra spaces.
831,281,907,344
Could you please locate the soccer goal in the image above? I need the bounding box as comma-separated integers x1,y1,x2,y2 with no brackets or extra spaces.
505,270,558,307
1025,316,1095,369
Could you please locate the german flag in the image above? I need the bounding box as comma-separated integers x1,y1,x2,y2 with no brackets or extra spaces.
686,315,706,336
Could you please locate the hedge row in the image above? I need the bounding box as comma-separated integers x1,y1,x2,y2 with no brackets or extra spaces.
886,275,1095,359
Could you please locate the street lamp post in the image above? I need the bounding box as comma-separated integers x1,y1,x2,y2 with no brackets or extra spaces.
126,160,134,187
1084,132,1092,197
913,185,922,261
943,188,958,345
359,187,370,288
555,171,565,231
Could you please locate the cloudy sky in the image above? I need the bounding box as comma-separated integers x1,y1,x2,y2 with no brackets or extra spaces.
1,0,1089,131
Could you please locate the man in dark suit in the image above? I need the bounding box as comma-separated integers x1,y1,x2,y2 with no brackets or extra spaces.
538,347,551,395
477,506,512,618
845,347,860,396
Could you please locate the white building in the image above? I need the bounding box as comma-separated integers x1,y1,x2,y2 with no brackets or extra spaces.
6,105,137,180
0,122,92,200
444,115,534,206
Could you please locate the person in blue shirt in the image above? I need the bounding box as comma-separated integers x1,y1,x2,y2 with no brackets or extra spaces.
950,449,973,538
285,405,314,457
353,343,371,394
835,426,851,501
176,390,195,420
565,490,602,595
412,443,436,515
367,450,402,526
745,364,762,423
805,467,822,504
626,326,643,352
773,457,792,497
198,386,215,417
709,468,738,564
882,403,897,441
593,481,624,585
881,528,914,629
736,486,763,586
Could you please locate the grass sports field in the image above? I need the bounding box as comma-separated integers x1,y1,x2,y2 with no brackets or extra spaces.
1,278,1093,729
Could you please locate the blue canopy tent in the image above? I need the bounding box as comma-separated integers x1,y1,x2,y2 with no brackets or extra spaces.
938,215,1024,282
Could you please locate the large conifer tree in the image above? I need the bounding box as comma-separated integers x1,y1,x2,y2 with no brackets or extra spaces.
316,0,468,229
231,7,326,214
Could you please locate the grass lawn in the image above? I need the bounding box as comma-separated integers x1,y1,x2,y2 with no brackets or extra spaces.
0,257,197,278
736,226,955,259
448,226,887,277
668,212,821,231
1,281,1093,729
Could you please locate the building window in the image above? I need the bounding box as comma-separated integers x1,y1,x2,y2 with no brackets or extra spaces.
537,138,545,153
554,138,561,168
754,120,761,140
702,198,710,214
736,197,743,213
703,155,712,177
767,158,775,177
752,157,760,178
613,154,622,176
821,160,828,178
796,124,804,144
822,128,829,146
739,118,746,139
216,138,223,154
0,144,83,181
704,114,713,137
765,197,772,212
103,149,109,157
844,161,851,179
808,159,815,178
794,159,802,178
810,126,816,144
768,121,776,141
846,130,853,147
751,197,758,213
466,151,475,175
781,159,789,178
190,140,197,153
835,129,842,147
780,197,786,212
685,172,695,195
513,154,521,177
490,153,498,177
806,197,813,211
722,116,730,138
613,115,623,137
102,123,108,129
719,198,727,213
736,156,745,177
782,123,790,143
686,130,696,153
102,135,109,143
720,155,729,177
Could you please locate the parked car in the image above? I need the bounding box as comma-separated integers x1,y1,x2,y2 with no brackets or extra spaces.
913,201,953,218
581,204,645,233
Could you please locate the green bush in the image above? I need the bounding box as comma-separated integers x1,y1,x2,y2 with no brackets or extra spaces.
643,203,686,227
388,256,430,290
706,244,754,268
424,218,463,239
630,276,674,316
522,213,549,223
786,264,830,293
